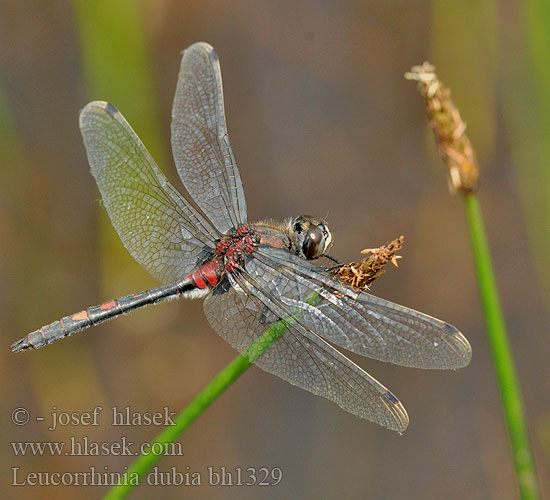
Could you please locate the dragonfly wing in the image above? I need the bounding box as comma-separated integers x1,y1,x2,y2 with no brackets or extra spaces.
251,246,472,370
204,274,409,431
80,101,220,284
171,42,247,234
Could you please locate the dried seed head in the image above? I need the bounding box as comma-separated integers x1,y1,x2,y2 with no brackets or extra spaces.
405,62,479,194
333,236,404,290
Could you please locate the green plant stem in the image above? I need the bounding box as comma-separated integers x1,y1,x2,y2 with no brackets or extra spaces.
464,194,540,499
102,353,252,500
103,292,322,499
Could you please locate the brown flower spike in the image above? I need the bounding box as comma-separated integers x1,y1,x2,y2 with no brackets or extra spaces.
405,62,479,194
333,236,404,290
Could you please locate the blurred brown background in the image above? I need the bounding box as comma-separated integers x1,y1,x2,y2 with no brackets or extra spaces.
1,1,548,499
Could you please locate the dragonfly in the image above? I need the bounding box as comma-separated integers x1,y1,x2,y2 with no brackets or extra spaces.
12,42,471,431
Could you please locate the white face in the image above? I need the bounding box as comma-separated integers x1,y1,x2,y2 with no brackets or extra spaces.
289,215,333,260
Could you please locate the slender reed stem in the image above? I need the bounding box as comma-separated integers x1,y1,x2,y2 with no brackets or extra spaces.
406,63,541,500
103,291,322,499
464,194,540,499
103,236,403,499
102,353,252,499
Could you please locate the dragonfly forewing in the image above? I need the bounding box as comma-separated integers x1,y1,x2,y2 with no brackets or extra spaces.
171,42,247,234
80,101,220,283
253,246,471,369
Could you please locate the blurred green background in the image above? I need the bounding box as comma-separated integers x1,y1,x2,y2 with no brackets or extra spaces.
1,1,548,498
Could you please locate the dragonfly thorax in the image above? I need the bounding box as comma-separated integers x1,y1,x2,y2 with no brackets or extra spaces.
215,224,261,273
288,215,332,260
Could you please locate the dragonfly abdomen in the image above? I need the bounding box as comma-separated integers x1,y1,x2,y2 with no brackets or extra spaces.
12,261,223,352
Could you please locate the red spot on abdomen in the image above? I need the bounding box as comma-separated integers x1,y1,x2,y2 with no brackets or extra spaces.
100,301,116,310
191,261,222,289
201,261,222,287
72,310,88,321
191,269,207,289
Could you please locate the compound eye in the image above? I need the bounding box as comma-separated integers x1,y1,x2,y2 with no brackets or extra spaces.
302,225,326,259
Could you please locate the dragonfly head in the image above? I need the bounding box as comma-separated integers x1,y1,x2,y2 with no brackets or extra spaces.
288,215,333,260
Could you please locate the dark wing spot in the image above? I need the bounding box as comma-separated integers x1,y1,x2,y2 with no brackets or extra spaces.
443,322,459,336
207,46,219,65
383,390,399,405
105,102,119,117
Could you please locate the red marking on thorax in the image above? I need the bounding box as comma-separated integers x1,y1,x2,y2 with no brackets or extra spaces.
72,311,88,321
215,225,260,273
100,301,116,310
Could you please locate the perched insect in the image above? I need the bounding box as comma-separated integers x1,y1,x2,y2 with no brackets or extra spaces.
12,43,471,431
